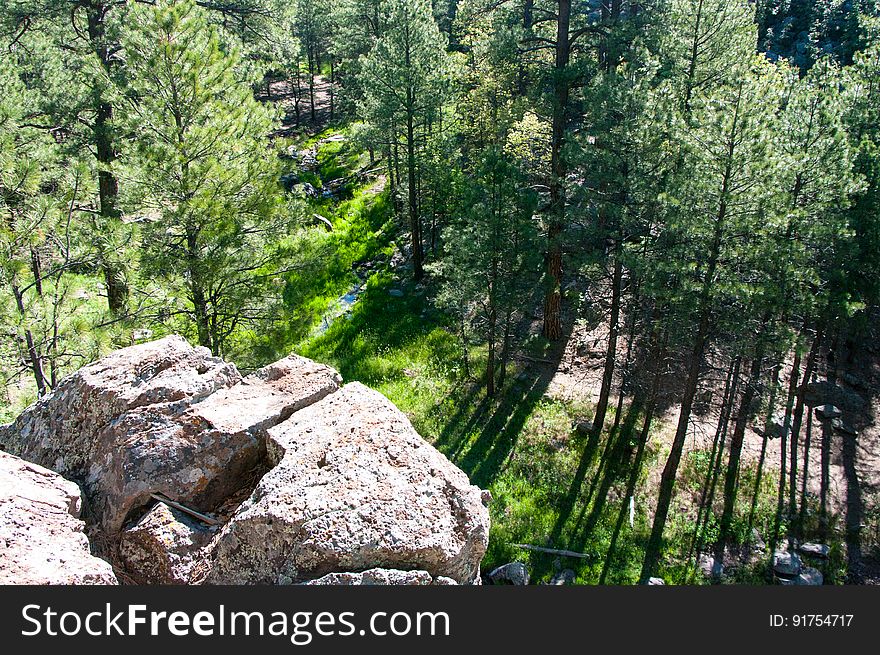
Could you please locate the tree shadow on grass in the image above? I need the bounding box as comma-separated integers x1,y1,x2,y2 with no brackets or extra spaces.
439,321,573,490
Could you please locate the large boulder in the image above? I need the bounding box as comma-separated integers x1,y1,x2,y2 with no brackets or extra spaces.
0,451,117,584
0,335,240,477
84,354,341,533
205,382,489,585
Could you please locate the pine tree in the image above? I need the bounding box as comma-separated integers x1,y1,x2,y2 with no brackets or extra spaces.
117,0,288,356
433,148,540,396
0,49,100,400
640,2,783,580
359,0,450,281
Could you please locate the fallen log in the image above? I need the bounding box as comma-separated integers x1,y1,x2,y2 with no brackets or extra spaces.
512,544,591,559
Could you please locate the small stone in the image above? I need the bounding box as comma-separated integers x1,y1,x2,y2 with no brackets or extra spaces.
815,405,842,420
488,562,529,586
549,569,576,585
388,289,404,298
698,553,722,577
796,567,823,585
831,418,858,436
647,577,665,585
751,527,766,551
772,551,802,578
798,543,830,559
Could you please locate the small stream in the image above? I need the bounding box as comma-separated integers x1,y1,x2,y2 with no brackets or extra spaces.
313,279,366,337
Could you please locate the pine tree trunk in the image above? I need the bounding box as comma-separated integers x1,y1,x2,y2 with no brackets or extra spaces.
788,329,822,545
600,331,666,584
641,200,728,582
684,357,740,581
748,363,781,534
86,1,128,315
406,108,424,280
592,251,623,438
542,0,571,341
497,309,514,390
308,47,316,121
772,347,802,549
798,400,814,535
714,352,764,572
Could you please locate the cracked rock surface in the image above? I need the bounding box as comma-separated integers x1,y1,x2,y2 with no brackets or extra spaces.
205,382,489,585
0,451,118,584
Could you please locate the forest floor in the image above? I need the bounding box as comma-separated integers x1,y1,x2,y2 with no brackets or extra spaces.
535,303,880,581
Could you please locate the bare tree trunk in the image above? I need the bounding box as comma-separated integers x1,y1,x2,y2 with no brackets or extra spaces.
592,252,623,438
683,357,740,581
542,0,571,341
714,351,764,574
748,363,781,535
788,329,822,545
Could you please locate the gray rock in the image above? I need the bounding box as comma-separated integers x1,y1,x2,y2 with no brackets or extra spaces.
304,568,457,586
805,381,866,412
798,543,830,559
772,551,802,578
388,289,404,298
830,418,858,436
841,372,866,390
549,569,576,586
698,553,723,577
119,502,215,584
764,414,789,440
751,527,766,552
205,383,489,585
796,567,824,585
0,451,117,584
488,562,530,586
647,577,666,585
815,405,842,420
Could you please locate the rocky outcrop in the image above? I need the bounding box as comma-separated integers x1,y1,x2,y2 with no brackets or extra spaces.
0,451,117,584
0,336,240,477
1,338,342,533
0,336,489,585
204,382,489,585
